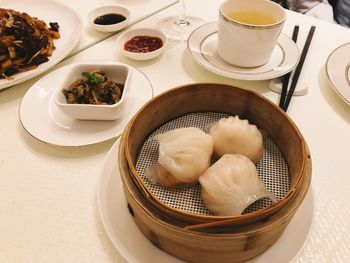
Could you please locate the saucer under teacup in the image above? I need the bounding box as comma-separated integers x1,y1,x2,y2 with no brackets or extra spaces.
187,22,300,81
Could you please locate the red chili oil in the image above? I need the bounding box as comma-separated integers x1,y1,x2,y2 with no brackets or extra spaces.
124,35,163,53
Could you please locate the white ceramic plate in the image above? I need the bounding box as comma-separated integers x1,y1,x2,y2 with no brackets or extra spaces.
0,0,83,90
187,22,300,81
325,42,350,105
19,60,153,147
97,139,314,263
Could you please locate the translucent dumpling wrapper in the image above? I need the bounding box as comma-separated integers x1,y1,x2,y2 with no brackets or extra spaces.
199,154,277,216
208,116,263,164
146,127,214,187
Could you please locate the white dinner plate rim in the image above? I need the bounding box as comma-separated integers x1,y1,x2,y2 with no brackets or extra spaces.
19,60,153,147
97,139,315,263
0,0,83,90
187,21,300,81
325,42,350,105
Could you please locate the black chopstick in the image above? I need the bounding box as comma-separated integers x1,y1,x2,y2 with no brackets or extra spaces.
279,25,300,108
282,25,316,111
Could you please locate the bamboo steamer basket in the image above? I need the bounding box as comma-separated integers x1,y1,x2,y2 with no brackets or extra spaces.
122,83,311,226
118,131,312,263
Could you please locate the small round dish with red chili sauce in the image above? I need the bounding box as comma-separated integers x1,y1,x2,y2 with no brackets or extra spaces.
118,28,167,60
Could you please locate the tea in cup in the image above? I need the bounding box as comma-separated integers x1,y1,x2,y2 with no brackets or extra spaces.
217,0,286,67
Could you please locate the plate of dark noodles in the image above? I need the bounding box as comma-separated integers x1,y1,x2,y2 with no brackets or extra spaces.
0,0,83,90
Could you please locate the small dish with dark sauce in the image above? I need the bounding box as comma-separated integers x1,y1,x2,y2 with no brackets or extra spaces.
89,6,130,32
94,13,126,25
118,28,167,60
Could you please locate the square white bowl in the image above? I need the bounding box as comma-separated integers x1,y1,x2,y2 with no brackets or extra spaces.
54,62,131,120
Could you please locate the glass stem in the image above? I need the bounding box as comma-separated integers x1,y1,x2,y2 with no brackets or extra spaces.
175,0,190,27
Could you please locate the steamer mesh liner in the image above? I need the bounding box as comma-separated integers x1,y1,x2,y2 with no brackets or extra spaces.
135,112,290,216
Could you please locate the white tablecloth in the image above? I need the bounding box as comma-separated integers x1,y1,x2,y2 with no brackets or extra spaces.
1,0,350,262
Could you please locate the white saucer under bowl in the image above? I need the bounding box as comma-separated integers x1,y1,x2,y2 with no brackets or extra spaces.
326,42,350,105
19,60,153,147
97,139,314,263
187,22,300,81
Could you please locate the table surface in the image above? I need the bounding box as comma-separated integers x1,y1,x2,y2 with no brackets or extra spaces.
1,0,350,262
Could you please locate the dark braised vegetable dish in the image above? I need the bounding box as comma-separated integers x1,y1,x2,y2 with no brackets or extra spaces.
0,8,60,79
62,70,123,105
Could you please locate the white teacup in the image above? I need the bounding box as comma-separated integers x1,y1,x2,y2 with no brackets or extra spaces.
217,0,286,67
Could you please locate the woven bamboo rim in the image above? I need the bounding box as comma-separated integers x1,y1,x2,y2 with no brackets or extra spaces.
123,83,311,225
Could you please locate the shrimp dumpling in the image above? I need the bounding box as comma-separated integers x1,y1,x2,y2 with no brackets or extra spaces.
146,127,213,187
199,154,276,216
209,116,263,163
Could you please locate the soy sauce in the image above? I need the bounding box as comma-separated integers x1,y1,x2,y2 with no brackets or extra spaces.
94,13,126,25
